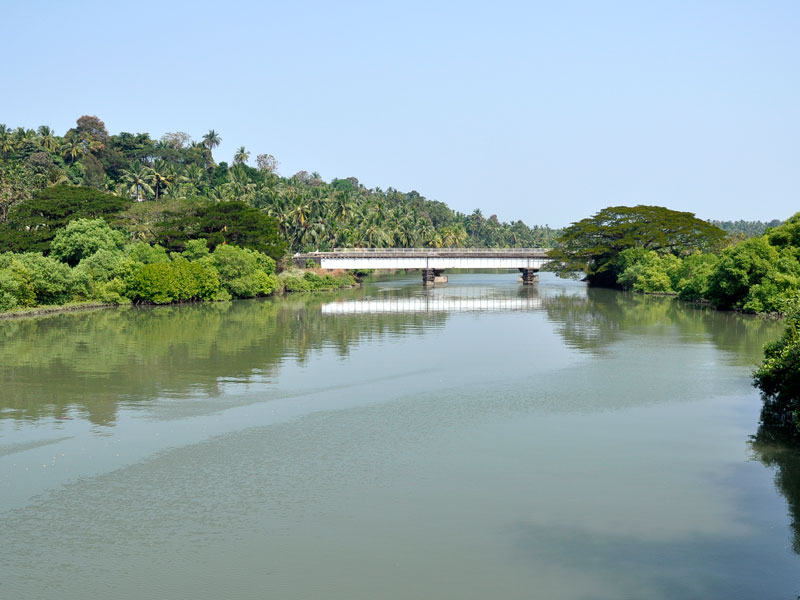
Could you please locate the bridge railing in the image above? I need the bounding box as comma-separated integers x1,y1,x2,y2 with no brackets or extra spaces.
325,247,551,254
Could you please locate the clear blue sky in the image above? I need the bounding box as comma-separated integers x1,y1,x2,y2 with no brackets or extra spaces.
2,0,798,227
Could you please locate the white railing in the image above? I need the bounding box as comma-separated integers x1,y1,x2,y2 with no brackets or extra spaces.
323,247,551,254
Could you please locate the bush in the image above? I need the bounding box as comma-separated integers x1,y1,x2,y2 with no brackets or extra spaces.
14,253,74,305
183,239,210,261
50,218,126,266
754,296,800,440
125,242,170,264
616,250,681,294
209,244,278,298
125,259,219,304
706,237,778,310
0,258,37,308
281,270,357,293
676,253,719,301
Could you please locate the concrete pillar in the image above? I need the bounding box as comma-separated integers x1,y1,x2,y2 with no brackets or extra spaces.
422,268,447,285
519,268,539,284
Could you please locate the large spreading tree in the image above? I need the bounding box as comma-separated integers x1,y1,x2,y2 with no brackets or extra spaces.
550,205,727,287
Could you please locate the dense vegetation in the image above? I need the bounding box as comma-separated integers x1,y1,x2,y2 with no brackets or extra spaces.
552,205,800,315
0,217,354,313
0,116,560,254
754,297,800,440
711,219,783,239
549,205,728,287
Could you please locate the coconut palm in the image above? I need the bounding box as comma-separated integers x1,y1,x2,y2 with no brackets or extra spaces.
150,160,177,201
0,125,13,157
121,163,155,201
37,126,59,152
233,146,250,165
61,132,85,166
202,129,221,151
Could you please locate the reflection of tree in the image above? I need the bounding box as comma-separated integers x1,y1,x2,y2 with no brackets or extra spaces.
542,287,782,364
751,439,800,554
0,290,447,426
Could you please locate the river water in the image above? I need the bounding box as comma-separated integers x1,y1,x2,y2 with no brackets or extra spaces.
1,272,799,599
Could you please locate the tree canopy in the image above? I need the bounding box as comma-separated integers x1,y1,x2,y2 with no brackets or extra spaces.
550,205,727,286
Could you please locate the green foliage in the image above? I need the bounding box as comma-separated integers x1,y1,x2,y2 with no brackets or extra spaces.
711,219,783,238
706,237,781,311
754,296,800,440
209,244,279,298
50,218,125,266
676,253,719,301
0,185,130,254
183,238,210,260
12,252,74,305
280,270,356,292
125,242,170,264
617,250,681,293
551,205,727,287
125,259,219,304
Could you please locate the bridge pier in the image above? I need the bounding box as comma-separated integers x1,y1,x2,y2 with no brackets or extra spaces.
422,269,448,285
519,268,539,285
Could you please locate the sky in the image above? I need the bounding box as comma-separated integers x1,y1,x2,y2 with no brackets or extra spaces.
2,0,798,227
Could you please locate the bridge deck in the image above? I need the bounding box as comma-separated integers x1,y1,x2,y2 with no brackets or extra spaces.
295,248,552,270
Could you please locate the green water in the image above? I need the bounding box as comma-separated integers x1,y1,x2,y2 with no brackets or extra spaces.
1,273,798,599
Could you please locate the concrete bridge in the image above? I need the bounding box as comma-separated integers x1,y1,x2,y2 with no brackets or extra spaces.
294,248,552,285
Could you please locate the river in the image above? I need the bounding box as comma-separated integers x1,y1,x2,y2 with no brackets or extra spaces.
1,272,799,599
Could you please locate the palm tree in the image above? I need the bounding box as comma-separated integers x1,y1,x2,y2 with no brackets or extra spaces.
61,132,85,166
233,146,250,165
37,126,59,152
150,160,176,201
121,163,155,201
183,164,205,194
0,125,13,158
202,129,221,151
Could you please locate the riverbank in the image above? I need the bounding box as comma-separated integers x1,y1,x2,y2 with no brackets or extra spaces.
0,267,359,320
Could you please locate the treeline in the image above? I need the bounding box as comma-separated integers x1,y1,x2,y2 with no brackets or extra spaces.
0,116,560,252
0,216,355,314
612,215,800,314
711,219,783,238
552,205,799,314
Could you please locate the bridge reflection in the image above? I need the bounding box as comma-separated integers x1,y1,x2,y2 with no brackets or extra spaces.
322,291,543,314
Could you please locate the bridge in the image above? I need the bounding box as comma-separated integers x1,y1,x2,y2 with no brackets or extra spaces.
294,248,552,285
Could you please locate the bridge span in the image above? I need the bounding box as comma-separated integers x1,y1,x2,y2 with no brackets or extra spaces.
294,248,553,285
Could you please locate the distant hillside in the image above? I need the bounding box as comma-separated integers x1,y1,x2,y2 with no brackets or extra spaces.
710,219,783,238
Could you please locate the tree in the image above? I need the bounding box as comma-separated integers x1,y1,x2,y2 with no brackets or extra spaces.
61,131,85,165
202,129,221,151
0,163,35,223
233,146,250,165
0,185,130,254
256,153,278,173
550,205,727,287
121,163,155,201
50,218,126,266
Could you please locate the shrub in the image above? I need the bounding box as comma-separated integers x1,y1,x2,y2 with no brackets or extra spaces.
50,218,126,266
183,239,210,261
125,259,219,304
754,296,800,440
125,242,170,264
14,253,74,305
209,244,277,298
706,237,778,310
